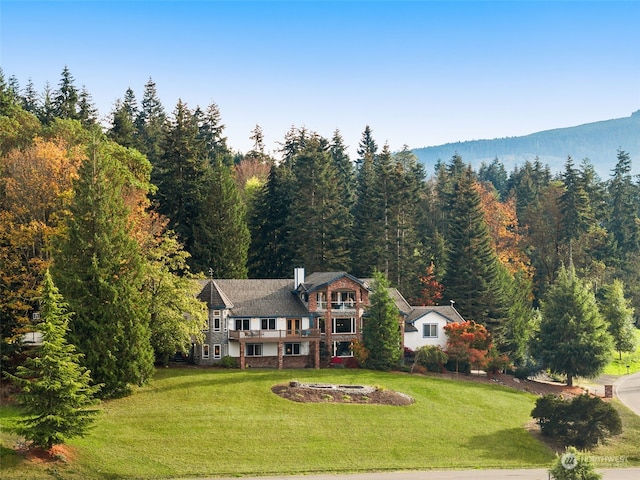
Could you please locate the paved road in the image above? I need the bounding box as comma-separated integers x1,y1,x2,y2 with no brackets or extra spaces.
615,371,640,416
204,468,640,480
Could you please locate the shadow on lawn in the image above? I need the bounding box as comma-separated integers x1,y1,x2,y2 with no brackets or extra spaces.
465,428,553,465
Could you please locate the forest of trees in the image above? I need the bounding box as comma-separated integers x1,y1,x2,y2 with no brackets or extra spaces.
2,67,639,393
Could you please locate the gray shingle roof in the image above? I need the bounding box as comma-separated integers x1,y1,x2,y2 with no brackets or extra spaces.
406,305,465,324
211,279,309,317
299,272,369,293
197,279,234,309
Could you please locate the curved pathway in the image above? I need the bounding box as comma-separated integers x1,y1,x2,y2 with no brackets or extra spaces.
615,370,640,416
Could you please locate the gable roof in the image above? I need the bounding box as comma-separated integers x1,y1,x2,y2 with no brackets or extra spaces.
406,305,465,325
206,279,309,318
297,272,369,293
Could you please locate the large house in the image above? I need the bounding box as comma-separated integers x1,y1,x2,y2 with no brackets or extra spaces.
193,268,462,369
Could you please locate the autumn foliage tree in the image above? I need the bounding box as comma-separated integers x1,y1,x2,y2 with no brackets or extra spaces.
444,320,492,374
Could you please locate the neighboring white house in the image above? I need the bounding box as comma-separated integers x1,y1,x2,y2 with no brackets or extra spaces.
404,305,465,351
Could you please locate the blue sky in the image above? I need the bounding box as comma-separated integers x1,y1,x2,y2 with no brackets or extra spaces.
1,1,639,159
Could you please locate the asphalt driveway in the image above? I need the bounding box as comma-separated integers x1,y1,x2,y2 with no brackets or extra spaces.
615,370,640,416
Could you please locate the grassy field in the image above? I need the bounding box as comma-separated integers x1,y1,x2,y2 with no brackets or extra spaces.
0,367,638,479
603,329,640,375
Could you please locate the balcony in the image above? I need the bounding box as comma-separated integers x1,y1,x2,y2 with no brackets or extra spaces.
229,329,321,342
316,301,356,311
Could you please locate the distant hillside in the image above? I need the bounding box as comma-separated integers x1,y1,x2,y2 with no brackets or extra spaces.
412,110,640,178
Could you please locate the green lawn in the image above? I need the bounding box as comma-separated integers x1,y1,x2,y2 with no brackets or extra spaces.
603,329,640,375
0,367,636,479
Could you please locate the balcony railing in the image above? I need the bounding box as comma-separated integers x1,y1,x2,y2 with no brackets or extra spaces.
316,301,356,311
229,329,321,341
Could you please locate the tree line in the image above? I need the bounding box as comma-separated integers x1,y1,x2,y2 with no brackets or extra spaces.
1,67,638,394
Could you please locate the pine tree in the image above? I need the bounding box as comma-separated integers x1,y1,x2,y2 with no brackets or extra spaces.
77,86,98,127
191,157,250,277
351,126,381,277
135,78,167,165
4,271,101,449
52,136,154,397
599,279,637,360
607,150,640,260
52,66,79,120
363,271,402,370
478,157,508,199
247,163,295,278
533,264,613,386
442,166,503,328
154,99,209,258
288,136,351,271
559,156,593,253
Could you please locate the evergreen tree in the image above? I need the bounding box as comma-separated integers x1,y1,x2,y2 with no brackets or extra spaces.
351,126,381,277
154,99,209,258
607,150,640,259
532,264,613,386
39,82,56,126
288,137,351,271
21,78,39,115
77,86,98,127
191,157,250,277
196,101,231,165
135,77,167,166
559,156,593,254
52,66,79,120
363,271,402,370
52,136,154,397
247,163,295,278
3,270,101,449
109,99,137,148
478,157,508,198
442,166,503,328
599,279,637,359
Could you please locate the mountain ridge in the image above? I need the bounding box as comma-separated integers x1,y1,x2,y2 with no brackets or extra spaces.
412,110,640,177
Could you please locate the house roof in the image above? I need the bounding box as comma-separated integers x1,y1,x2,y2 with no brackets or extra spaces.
406,305,465,325
197,279,235,309
297,272,369,293
201,279,309,318
387,288,412,316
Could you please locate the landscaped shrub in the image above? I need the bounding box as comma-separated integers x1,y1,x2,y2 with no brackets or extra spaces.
414,345,448,372
219,356,237,368
531,394,622,449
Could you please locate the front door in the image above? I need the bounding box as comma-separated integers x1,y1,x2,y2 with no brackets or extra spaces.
287,318,301,336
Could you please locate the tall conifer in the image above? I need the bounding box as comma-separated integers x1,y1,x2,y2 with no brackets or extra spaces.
52,136,154,397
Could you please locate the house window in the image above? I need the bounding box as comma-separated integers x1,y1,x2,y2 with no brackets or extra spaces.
246,344,262,356
213,344,221,359
284,343,301,355
203,317,210,332
333,341,352,357
333,317,356,334
331,291,356,309
202,344,210,359
261,318,276,330
235,319,250,330
423,324,438,338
